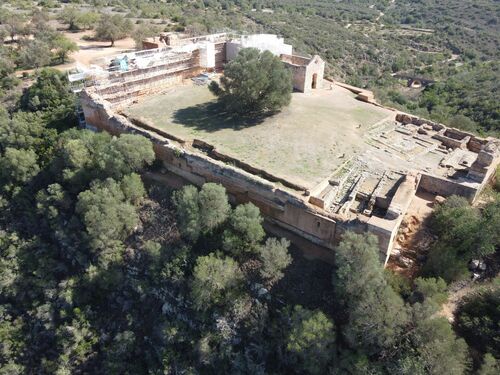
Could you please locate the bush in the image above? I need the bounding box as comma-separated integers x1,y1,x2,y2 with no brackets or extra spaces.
258,237,291,282
173,183,230,242
455,281,500,358
286,305,336,374
222,203,265,256
424,195,500,282
190,253,243,311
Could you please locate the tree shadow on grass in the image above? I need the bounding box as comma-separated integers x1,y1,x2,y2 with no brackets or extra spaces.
172,101,272,133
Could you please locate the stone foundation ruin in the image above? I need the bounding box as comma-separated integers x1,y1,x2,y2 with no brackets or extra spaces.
76,33,500,264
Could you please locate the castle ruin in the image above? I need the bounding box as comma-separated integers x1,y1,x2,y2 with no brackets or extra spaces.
74,33,500,264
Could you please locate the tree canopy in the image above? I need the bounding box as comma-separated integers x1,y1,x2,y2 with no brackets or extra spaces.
209,48,292,115
95,14,133,47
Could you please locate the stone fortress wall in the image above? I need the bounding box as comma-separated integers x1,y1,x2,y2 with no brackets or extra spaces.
79,33,500,264
94,33,323,109
81,84,500,264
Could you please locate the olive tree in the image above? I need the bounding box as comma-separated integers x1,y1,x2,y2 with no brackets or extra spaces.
209,48,292,115
95,14,133,47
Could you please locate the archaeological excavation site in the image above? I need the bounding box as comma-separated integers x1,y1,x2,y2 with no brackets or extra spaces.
72,32,500,264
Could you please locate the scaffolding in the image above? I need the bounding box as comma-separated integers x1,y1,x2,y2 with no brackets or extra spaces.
70,33,235,107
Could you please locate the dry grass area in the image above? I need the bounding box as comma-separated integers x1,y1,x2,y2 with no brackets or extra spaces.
62,29,136,69
124,83,393,189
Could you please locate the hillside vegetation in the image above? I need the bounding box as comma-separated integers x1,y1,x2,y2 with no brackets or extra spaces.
1,0,498,133
0,2,499,373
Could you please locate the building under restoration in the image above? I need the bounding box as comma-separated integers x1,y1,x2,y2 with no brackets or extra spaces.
76,33,500,264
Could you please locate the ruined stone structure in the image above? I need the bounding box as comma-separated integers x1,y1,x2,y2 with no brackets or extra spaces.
281,54,325,93
138,33,321,94
77,33,500,265
392,74,436,88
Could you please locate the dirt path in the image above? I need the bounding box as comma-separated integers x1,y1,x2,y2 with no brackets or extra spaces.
16,29,136,77
438,281,475,322
387,191,436,278
63,30,136,69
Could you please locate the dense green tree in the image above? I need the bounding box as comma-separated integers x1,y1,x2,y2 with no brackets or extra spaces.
0,307,25,374
198,182,231,233
172,185,202,242
173,183,230,242
258,237,291,283
76,178,142,261
425,196,500,281
333,233,384,302
54,312,98,374
102,134,156,179
334,350,381,375
413,277,448,306
0,147,39,189
20,68,76,129
222,202,265,256
430,196,482,256
35,183,72,228
18,39,52,69
478,353,500,375
455,281,500,358
53,130,154,189
286,305,336,374
209,48,292,115
0,110,57,163
384,268,412,298
52,34,78,64
120,173,146,205
391,355,427,375
333,232,409,354
54,132,99,189
21,69,73,112
0,48,17,92
412,316,469,375
401,278,471,375
479,199,500,252
95,14,133,46
345,284,409,355
190,253,243,311
424,245,469,283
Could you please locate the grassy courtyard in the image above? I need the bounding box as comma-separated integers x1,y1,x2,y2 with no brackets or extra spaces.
123,83,393,189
